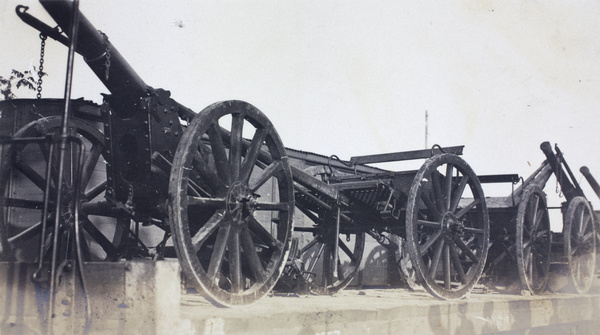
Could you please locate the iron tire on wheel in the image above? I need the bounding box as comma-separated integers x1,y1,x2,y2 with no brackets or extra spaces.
405,153,489,299
515,184,551,295
169,100,294,307
564,196,596,294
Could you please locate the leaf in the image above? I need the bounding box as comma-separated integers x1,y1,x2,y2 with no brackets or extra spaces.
11,69,24,78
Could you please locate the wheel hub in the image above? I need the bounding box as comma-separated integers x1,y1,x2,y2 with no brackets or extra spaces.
226,181,256,223
441,212,463,237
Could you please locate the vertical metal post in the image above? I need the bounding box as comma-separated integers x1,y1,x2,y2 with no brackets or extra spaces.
333,205,341,279
48,0,81,332
33,140,54,282
424,110,428,149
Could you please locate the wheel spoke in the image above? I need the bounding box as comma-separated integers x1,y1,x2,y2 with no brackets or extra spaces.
229,113,244,180
449,242,467,284
581,215,591,236
454,237,480,263
449,176,469,212
38,142,59,187
581,231,595,244
206,224,231,282
338,238,356,262
249,161,282,192
191,211,226,252
228,228,243,293
192,155,227,195
306,242,325,274
419,229,442,254
80,200,117,216
239,128,267,183
443,164,454,211
443,243,451,289
241,226,267,282
3,197,46,210
569,236,579,255
81,217,120,260
300,237,319,254
530,196,540,232
431,171,444,213
463,227,485,235
14,159,50,192
7,221,43,244
420,193,441,221
80,142,103,190
187,196,227,210
417,219,442,229
524,244,532,269
455,199,481,220
84,181,107,201
429,239,444,278
247,216,283,251
207,124,232,185
253,201,291,212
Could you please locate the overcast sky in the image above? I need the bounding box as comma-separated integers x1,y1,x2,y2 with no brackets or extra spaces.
2,0,600,214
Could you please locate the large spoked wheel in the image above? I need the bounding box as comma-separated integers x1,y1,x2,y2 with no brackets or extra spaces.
564,196,596,294
296,219,365,294
405,153,489,299
169,100,295,307
0,116,127,263
294,166,365,294
515,185,551,295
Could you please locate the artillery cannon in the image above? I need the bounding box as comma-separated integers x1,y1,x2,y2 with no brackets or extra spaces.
2,0,294,308
0,1,597,315
480,142,597,295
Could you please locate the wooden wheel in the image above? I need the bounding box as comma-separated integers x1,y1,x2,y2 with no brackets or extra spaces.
295,219,365,294
405,153,489,299
515,185,551,294
169,100,294,307
0,116,127,263
564,196,596,294
294,166,365,294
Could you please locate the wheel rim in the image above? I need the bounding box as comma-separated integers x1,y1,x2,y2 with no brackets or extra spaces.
0,116,126,262
516,185,551,294
564,196,596,294
169,100,294,306
405,153,489,299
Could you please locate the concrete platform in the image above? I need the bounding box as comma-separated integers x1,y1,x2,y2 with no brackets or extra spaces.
1,261,599,334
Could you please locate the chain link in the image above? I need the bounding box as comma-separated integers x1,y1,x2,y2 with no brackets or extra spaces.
37,34,47,99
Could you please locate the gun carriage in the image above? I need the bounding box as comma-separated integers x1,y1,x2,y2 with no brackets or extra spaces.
0,1,597,312
480,142,597,295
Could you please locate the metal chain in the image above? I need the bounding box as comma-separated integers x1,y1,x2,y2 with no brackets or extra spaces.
99,30,111,81
37,34,47,99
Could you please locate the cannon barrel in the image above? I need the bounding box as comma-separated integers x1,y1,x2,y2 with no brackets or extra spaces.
539,141,583,201
580,166,600,201
39,0,147,100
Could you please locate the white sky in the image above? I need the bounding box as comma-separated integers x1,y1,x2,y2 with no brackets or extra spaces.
2,0,600,214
